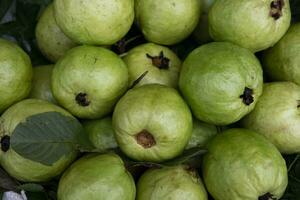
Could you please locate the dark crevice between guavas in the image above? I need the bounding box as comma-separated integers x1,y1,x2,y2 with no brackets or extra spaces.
258,192,277,200
240,87,254,105
1,135,10,152
75,93,90,107
146,51,170,69
270,0,285,20
135,130,156,149
129,71,149,89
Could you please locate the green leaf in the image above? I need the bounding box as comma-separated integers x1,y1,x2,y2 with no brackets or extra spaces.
17,183,44,192
10,112,93,166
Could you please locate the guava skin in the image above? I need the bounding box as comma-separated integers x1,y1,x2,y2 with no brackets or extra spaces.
241,82,300,154
53,0,134,45
137,166,208,200
179,42,263,125
203,128,288,200
262,24,300,85
57,153,136,200
51,45,128,119
0,99,77,182
123,43,182,88
112,84,192,162
209,0,291,52
135,0,201,45
36,4,76,63
0,39,32,114
82,117,118,152
29,65,57,104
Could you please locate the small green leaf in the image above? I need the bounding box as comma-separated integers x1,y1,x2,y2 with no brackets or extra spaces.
17,183,44,192
11,112,93,166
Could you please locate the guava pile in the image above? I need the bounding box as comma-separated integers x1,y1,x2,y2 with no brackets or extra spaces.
0,0,299,199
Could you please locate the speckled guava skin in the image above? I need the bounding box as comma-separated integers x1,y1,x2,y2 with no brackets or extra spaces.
53,0,134,45
242,82,300,154
0,39,32,114
137,166,208,200
209,0,291,52
82,117,118,152
0,99,77,182
57,153,136,200
36,4,76,63
135,0,201,45
29,65,57,104
203,128,288,200
263,23,300,84
123,43,181,88
51,45,128,119
112,84,192,162
179,42,263,125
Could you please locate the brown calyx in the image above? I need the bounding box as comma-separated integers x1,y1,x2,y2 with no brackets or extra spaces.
258,193,277,200
135,130,156,149
1,135,10,152
270,0,285,20
146,51,170,69
75,93,90,107
240,87,254,106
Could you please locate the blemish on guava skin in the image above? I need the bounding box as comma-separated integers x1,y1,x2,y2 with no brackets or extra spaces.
146,51,170,69
240,87,254,106
1,135,10,152
258,192,277,200
135,130,156,149
270,0,285,20
75,93,90,107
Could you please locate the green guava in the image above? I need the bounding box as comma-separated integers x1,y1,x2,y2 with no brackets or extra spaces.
29,65,57,104
137,166,207,200
123,43,181,88
53,0,134,45
262,23,300,84
112,84,192,162
209,0,291,52
57,153,136,200
179,42,263,125
0,99,77,182
185,118,218,149
82,117,118,152
51,45,128,119
135,0,201,45
36,4,77,63
0,39,32,114
241,82,300,154
203,128,288,200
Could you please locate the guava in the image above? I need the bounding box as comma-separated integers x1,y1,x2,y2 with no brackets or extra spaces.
112,84,192,162
209,0,291,52
241,82,300,154
137,165,207,200
35,4,76,63
29,65,57,104
57,153,136,200
262,23,300,84
179,42,263,125
51,45,128,119
185,118,218,149
123,43,181,88
53,0,134,45
0,99,77,182
0,39,32,114
82,117,118,152
203,128,288,200
135,0,201,45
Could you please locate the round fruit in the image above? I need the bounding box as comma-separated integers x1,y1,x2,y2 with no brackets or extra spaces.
57,153,136,200
242,82,300,154
0,39,32,114
135,0,201,45
51,45,128,119
123,43,181,88
209,0,291,52
0,99,77,182
29,65,56,104
54,0,134,45
263,23,300,84
137,166,207,200
113,84,192,162
36,4,76,63
179,42,263,125
82,117,118,152
203,128,288,200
